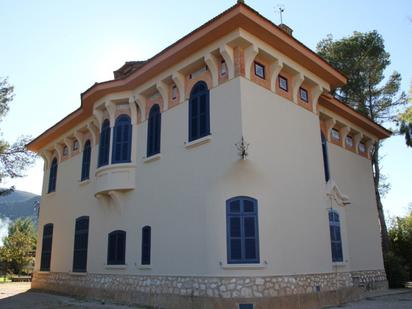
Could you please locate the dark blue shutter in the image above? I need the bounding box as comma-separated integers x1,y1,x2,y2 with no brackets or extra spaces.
40,223,53,271
112,115,132,164
239,305,254,309
72,216,89,272
98,119,111,167
81,140,91,181
321,132,330,182
329,210,343,262
147,105,161,157
189,81,210,142
107,230,126,265
48,158,58,193
227,197,259,264
141,226,151,265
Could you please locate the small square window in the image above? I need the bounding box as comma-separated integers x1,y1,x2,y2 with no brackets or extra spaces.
331,128,340,141
254,62,265,79
346,135,353,147
221,60,227,76
358,143,366,153
239,304,254,309
63,146,68,156
279,75,288,92
299,87,308,102
172,85,177,100
73,140,79,151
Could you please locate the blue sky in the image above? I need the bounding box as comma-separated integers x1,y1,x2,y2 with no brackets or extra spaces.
0,0,411,217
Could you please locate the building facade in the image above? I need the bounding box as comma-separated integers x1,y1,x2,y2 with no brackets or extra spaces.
28,2,390,309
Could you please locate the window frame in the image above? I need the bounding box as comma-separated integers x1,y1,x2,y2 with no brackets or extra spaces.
48,158,58,193
188,81,210,142
345,135,353,148
72,216,89,273
98,119,111,167
328,210,343,263
299,87,309,102
278,75,288,92
321,132,330,182
112,114,132,164
331,128,340,141
81,140,92,181
40,223,54,271
226,196,260,264
147,105,161,157
254,62,265,79
107,230,126,265
141,226,151,265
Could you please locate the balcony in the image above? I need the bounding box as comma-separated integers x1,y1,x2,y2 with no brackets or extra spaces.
94,163,136,197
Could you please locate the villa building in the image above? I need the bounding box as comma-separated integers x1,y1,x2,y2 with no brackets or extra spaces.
28,2,391,309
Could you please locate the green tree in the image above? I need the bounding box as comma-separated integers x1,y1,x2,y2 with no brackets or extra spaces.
0,218,36,275
317,31,408,255
399,84,412,147
0,77,36,196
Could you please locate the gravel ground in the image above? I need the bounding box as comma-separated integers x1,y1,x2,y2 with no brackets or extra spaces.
1,282,411,309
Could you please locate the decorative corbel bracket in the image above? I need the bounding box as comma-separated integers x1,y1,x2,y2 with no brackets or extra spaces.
292,73,304,104
54,143,64,163
74,131,85,152
366,139,376,159
128,96,138,125
325,118,336,141
40,149,53,171
134,94,146,122
93,109,104,129
204,53,219,88
63,138,73,157
105,101,116,127
219,44,235,80
87,122,99,146
270,60,283,93
340,126,351,148
172,72,185,103
353,133,363,154
311,85,323,114
156,81,169,111
108,190,122,208
244,44,258,80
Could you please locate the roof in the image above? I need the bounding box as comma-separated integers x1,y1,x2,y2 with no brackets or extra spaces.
28,2,381,152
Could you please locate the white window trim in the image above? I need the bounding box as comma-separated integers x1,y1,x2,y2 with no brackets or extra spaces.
143,153,162,163
184,134,212,149
105,264,127,270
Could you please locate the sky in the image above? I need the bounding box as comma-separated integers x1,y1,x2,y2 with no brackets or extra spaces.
0,0,411,218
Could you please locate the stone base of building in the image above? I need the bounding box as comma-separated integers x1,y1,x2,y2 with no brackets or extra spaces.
31,270,387,309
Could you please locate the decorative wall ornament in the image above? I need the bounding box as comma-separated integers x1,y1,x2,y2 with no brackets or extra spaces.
235,136,250,160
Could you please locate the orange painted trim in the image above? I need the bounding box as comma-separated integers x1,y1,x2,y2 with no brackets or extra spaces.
319,95,391,140
27,2,347,152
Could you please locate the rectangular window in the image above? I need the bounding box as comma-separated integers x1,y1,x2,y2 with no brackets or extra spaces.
358,142,366,153
329,211,343,262
331,128,340,141
299,87,309,102
141,226,151,265
73,217,89,272
40,224,53,271
227,197,259,264
221,60,227,76
107,230,126,265
172,85,177,100
345,135,353,147
278,75,288,91
254,62,265,79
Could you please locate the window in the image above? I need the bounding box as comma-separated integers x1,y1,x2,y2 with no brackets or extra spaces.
254,62,265,79
107,230,126,265
141,226,151,265
299,87,308,102
329,210,343,262
331,128,340,141
278,75,288,91
227,197,259,264
321,132,330,182
358,142,366,153
221,60,227,76
239,305,254,309
147,105,161,157
189,81,210,142
40,223,53,271
98,119,111,167
63,145,68,157
172,85,177,100
72,216,89,272
73,140,79,151
48,158,58,193
345,135,353,147
112,115,132,164
81,140,91,181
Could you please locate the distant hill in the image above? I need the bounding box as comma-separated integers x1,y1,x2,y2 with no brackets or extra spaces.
0,190,40,222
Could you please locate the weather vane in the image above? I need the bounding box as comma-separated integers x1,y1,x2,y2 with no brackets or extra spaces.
276,4,285,24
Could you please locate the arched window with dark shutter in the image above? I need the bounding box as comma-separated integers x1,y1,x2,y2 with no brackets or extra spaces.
189,81,210,142
141,226,151,265
107,230,126,265
72,216,89,272
112,115,132,164
321,132,330,182
98,119,111,167
329,210,343,262
147,105,161,157
40,223,54,271
48,158,58,193
81,140,91,181
226,196,259,264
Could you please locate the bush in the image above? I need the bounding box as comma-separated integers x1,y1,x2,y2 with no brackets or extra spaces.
384,251,409,288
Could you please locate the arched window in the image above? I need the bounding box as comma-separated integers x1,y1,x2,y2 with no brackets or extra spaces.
40,223,54,271
321,132,330,182
189,81,210,142
72,216,89,272
81,140,91,181
141,226,151,265
147,105,161,157
107,230,126,265
226,196,259,264
98,119,111,167
328,210,343,262
48,158,58,193
112,115,132,164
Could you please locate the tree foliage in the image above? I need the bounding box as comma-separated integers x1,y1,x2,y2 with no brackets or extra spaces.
0,218,36,275
316,31,407,255
0,77,37,195
399,84,412,147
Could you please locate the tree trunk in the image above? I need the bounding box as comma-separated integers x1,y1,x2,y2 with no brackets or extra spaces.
372,143,390,255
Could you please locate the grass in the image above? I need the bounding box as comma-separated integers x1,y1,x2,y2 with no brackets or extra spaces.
0,275,12,283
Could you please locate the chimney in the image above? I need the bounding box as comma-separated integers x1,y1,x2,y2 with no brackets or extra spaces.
278,23,293,36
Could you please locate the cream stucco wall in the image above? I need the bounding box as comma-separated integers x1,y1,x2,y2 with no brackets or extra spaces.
35,76,384,279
